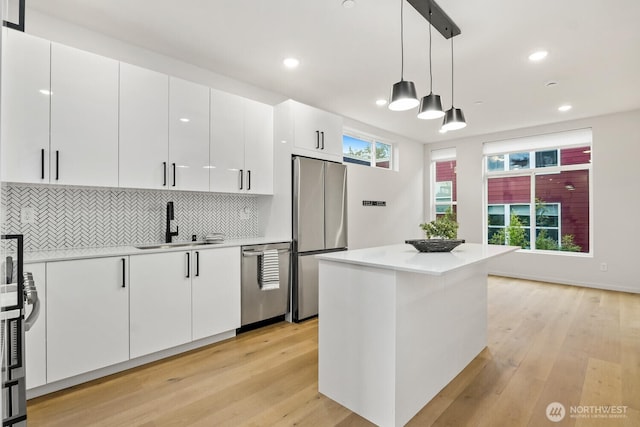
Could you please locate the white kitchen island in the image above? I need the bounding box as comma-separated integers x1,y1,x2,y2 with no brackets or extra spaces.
316,243,517,427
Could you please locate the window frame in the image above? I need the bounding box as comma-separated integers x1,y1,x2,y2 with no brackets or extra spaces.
431,150,457,220
484,142,592,255
342,131,394,170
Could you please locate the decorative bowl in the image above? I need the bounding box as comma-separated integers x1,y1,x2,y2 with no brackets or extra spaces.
405,239,465,253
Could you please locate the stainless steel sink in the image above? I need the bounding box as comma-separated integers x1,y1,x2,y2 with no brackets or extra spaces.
134,241,223,250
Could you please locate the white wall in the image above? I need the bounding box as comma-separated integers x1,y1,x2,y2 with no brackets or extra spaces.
342,118,424,249
425,109,640,293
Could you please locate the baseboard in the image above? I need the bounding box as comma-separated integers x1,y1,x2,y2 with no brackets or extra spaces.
489,270,640,294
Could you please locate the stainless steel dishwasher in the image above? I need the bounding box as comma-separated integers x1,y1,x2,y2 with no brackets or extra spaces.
240,242,291,328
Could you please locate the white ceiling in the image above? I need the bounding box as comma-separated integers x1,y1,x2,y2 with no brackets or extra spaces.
26,0,640,143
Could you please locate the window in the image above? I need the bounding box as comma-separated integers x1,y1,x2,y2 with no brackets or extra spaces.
484,129,592,253
488,202,560,249
431,148,457,218
343,132,393,169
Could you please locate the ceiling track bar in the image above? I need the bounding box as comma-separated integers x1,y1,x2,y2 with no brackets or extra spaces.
407,0,461,39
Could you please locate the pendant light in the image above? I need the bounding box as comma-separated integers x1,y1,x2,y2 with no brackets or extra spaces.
441,34,467,131
417,10,444,120
389,0,419,111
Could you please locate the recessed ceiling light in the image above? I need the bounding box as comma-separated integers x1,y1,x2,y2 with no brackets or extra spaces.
558,104,572,112
474,101,484,105
179,118,190,122
528,50,548,61
283,57,300,69
39,89,52,95
342,0,356,8
375,99,388,106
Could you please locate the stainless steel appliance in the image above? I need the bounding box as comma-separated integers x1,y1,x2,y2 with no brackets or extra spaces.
292,156,347,321
1,234,40,427
240,242,291,328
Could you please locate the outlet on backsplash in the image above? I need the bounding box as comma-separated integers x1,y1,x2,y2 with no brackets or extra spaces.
239,207,251,220
20,207,36,224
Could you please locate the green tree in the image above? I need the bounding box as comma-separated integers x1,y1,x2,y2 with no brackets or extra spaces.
489,213,528,249
560,234,581,252
535,229,558,250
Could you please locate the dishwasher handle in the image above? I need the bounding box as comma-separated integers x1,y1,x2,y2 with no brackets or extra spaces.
242,248,290,257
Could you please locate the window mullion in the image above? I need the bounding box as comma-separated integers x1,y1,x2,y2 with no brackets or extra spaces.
530,174,536,250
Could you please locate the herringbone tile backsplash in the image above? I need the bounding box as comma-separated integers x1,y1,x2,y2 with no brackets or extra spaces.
1,184,259,251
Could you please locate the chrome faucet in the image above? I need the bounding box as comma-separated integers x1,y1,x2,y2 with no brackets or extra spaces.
165,201,179,243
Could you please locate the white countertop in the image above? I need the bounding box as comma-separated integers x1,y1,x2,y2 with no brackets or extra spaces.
316,243,518,276
24,237,291,263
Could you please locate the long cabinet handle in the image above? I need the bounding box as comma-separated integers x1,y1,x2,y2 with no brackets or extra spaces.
41,149,45,180
247,170,251,191
315,130,320,149
239,169,244,190
195,251,200,277
121,258,126,288
172,163,176,187
321,131,325,149
163,162,167,186
186,252,190,278
55,150,59,180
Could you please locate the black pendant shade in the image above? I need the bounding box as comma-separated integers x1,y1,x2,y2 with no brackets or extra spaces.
389,80,420,111
442,107,467,131
417,92,445,119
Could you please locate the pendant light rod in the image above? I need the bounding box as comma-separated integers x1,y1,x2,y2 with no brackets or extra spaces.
428,11,433,91
450,34,454,104
400,0,405,80
407,0,461,39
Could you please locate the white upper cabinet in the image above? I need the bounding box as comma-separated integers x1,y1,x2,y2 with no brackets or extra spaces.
244,99,274,195
119,63,169,190
0,29,51,183
210,89,245,193
169,77,210,192
285,100,343,162
50,43,119,187
210,89,274,194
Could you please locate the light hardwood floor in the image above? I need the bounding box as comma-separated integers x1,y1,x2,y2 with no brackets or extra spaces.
28,277,640,426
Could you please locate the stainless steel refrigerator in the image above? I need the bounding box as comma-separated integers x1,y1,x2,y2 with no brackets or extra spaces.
292,156,347,322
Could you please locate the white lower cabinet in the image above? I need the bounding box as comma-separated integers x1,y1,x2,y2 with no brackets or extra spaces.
25,263,46,389
46,257,129,383
129,251,192,359
130,247,241,357
192,247,241,340
33,247,240,388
